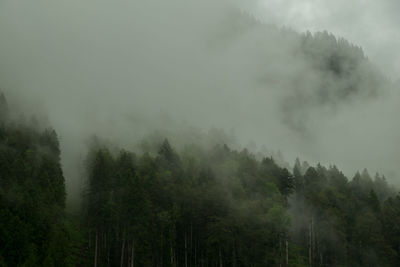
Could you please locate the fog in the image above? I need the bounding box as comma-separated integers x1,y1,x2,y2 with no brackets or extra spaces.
0,0,399,203
255,0,400,79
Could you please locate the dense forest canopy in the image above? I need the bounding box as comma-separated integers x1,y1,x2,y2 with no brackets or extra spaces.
1,77,400,266
0,94,69,265
0,1,399,266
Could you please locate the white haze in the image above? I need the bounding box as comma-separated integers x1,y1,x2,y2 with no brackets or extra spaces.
0,0,399,204
256,0,400,79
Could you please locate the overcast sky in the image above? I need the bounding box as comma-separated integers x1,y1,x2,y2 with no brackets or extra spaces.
255,0,400,80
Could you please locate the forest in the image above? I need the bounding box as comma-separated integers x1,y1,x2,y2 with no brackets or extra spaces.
1,4,400,267
1,80,400,266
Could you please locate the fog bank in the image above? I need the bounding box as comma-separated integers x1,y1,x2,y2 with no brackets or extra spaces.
0,0,398,203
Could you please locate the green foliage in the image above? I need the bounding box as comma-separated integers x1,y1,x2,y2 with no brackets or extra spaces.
81,140,295,266
78,138,400,266
290,161,398,267
0,95,69,266
1,91,399,266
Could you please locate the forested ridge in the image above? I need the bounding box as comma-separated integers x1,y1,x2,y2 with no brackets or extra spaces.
0,16,399,266
0,89,399,267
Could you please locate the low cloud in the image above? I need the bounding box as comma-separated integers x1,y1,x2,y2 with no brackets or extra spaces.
0,0,399,202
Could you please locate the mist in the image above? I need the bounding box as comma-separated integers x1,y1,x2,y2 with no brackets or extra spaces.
254,0,400,79
0,0,399,205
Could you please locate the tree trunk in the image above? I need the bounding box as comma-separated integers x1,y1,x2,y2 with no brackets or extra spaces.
309,221,312,267
320,253,323,266
120,230,125,267
191,223,193,265
170,238,174,267
194,239,197,267
89,230,91,249
185,232,188,267
219,247,222,267
95,228,99,267
285,239,289,267
309,217,315,267
130,240,135,267
106,232,110,267
313,219,316,267
232,240,236,267
161,233,163,267
279,235,282,267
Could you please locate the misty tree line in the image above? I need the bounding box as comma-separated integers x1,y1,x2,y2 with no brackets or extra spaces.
0,94,69,266
0,86,400,267
291,160,399,266
81,138,400,267
0,24,398,266
82,139,291,267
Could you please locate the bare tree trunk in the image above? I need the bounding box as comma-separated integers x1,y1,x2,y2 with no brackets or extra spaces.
185,232,188,267
131,240,135,267
104,232,106,252
95,228,99,267
320,253,323,266
191,223,193,266
279,235,282,267
107,247,110,267
194,239,197,267
120,230,125,267
232,240,236,267
170,239,173,267
309,217,315,267
89,230,92,249
161,233,163,267
106,232,110,267
309,221,312,267
219,247,222,267
285,239,289,267
312,218,315,267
